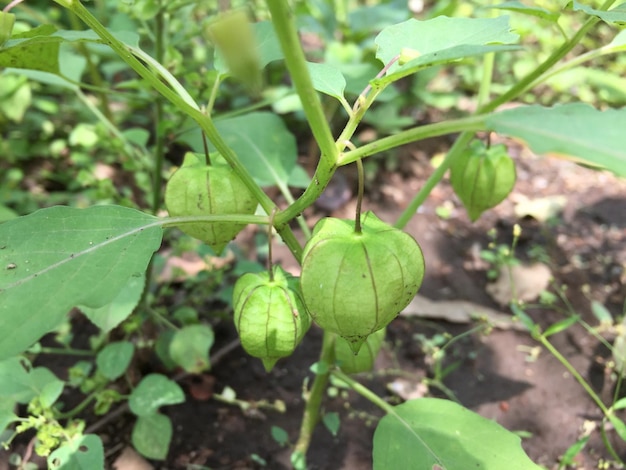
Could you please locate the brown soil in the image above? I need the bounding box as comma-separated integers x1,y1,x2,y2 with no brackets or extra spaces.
2,141,625,470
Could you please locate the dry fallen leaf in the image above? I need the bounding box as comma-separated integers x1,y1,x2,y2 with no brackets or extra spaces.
113,446,154,470
401,295,527,330
486,263,552,306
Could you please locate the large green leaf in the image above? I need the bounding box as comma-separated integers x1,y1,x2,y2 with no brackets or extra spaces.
307,61,347,102
0,206,162,360
486,104,626,177
374,16,520,83
1,25,138,74
373,398,540,470
80,272,146,333
180,112,307,188
572,1,626,25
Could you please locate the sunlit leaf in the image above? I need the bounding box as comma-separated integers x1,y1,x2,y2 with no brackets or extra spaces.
307,61,346,101
572,1,626,25
375,16,519,83
169,324,214,374
373,398,541,470
486,104,626,177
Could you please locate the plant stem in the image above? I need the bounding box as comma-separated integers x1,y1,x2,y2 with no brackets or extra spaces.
394,131,474,230
61,0,306,260
354,159,364,234
537,334,608,415
151,0,166,215
338,115,485,166
293,331,335,459
480,0,616,114
35,347,95,356
265,0,337,169
266,0,340,231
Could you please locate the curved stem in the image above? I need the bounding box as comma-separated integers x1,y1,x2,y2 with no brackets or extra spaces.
480,0,615,114
394,131,474,230
338,115,485,166
293,331,335,459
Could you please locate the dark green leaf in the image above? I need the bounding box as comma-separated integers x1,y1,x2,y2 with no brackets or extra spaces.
96,341,135,380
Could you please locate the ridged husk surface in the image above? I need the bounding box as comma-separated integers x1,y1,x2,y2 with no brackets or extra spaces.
165,153,256,253
450,141,516,221
300,211,425,354
233,266,311,371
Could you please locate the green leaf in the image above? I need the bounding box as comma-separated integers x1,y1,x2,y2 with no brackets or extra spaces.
572,1,626,25
48,434,104,470
485,104,626,177
489,1,560,22
375,17,519,83
128,374,185,417
169,324,214,374
0,357,63,404
323,412,340,437
0,397,18,432
271,425,289,446
373,398,541,470
180,112,302,188
1,25,138,75
591,301,613,325
608,414,626,441
96,341,134,380
543,316,580,337
80,272,145,333
0,25,60,73
132,413,172,460
0,12,16,47
307,61,346,101
0,205,162,360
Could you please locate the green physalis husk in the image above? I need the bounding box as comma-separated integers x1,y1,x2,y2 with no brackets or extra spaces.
233,266,311,372
165,153,256,254
450,140,516,222
334,328,386,374
300,211,425,354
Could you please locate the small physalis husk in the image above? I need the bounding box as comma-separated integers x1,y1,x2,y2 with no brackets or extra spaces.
300,211,425,354
334,328,386,374
165,153,257,254
233,266,311,372
450,140,516,222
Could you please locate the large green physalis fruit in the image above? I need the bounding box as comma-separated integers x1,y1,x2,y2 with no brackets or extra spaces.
233,266,311,372
450,140,516,222
300,211,425,354
165,153,256,254
335,328,386,374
